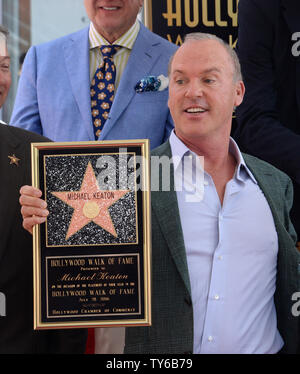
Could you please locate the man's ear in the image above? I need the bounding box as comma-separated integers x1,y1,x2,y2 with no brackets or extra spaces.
234,80,245,107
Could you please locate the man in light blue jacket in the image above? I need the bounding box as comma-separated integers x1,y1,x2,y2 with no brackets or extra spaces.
10,0,177,149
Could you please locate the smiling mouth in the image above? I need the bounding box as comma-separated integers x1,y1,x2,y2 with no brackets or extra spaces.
101,6,119,10
185,107,207,114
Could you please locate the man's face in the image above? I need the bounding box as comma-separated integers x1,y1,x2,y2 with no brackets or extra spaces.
168,39,244,146
0,33,11,108
84,0,143,43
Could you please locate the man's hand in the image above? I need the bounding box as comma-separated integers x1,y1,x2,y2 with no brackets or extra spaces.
19,185,49,234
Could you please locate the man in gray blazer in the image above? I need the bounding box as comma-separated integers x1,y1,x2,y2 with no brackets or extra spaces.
124,33,300,354
19,33,300,354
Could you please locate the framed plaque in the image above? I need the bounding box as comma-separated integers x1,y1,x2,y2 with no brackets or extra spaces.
31,140,151,329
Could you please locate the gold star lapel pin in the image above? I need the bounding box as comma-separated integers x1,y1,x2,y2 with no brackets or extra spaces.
8,154,20,166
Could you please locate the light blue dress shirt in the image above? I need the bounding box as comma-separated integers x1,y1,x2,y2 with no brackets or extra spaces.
169,131,284,354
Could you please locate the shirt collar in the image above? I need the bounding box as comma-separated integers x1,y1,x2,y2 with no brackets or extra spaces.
229,137,257,184
89,19,140,50
169,130,257,184
169,130,192,171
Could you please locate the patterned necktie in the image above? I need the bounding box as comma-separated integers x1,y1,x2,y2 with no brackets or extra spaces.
90,45,121,139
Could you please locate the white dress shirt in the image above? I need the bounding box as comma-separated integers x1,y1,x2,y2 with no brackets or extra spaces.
169,131,284,354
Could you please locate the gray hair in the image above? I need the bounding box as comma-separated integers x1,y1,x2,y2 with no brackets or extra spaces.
168,32,242,82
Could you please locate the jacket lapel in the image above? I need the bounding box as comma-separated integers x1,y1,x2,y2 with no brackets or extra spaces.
63,27,95,140
100,24,164,139
151,142,191,295
244,154,296,245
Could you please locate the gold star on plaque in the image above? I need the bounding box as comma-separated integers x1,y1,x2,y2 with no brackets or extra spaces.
8,154,20,166
51,162,130,240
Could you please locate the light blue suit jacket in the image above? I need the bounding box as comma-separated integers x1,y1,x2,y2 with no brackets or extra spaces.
10,23,178,149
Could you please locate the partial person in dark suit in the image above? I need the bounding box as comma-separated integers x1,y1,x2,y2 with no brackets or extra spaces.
0,26,87,353
19,33,300,354
233,0,300,242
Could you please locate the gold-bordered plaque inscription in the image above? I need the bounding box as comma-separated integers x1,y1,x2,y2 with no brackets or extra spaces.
31,140,151,329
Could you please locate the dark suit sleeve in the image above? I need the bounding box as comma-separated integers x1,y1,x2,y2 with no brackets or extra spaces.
234,0,300,185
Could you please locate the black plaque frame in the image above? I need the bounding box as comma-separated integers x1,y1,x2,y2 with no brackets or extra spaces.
31,140,151,330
